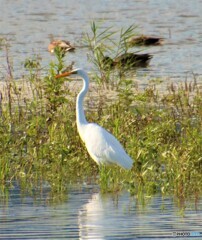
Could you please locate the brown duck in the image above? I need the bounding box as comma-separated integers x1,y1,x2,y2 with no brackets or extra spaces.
102,53,152,68
48,40,75,53
128,35,163,46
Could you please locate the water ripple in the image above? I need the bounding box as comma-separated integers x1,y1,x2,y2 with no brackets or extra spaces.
0,184,201,239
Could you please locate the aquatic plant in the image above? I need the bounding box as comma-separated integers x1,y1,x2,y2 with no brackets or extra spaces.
0,24,201,205
84,22,139,88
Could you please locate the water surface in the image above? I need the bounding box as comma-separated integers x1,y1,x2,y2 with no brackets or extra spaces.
0,1,202,239
0,184,201,239
0,0,202,85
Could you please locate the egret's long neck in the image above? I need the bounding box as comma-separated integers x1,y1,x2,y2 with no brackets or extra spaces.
76,71,89,139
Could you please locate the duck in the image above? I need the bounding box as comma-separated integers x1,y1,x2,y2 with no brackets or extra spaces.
48,40,75,53
128,35,163,46
101,53,152,69
114,53,152,67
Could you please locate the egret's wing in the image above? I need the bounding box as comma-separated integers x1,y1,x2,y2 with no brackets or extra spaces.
84,123,133,169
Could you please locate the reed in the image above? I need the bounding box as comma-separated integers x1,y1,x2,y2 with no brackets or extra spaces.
0,24,201,204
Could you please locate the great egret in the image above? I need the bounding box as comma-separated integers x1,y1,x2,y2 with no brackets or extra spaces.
56,69,133,169
128,35,163,46
102,53,152,69
48,40,75,53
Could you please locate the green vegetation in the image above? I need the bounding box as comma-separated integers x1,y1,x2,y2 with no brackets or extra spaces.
0,23,201,204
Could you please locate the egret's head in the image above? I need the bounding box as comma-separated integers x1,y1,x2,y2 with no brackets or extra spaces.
55,68,89,86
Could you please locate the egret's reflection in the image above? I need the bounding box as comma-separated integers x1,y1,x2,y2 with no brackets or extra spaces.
78,192,135,239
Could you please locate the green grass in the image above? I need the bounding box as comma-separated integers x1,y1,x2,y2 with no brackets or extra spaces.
0,23,201,204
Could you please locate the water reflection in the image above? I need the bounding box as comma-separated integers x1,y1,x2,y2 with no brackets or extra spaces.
0,184,201,239
79,192,136,239
79,192,202,239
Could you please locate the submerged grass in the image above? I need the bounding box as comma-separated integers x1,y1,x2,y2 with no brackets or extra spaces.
0,23,201,204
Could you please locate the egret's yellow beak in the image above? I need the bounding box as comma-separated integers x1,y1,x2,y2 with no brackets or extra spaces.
55,70,77,79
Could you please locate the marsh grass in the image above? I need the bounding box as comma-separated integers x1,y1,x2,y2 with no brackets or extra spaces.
0,24,201,205
84,22,137,88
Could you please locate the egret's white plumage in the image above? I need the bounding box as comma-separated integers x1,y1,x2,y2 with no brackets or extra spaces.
56,69,133,169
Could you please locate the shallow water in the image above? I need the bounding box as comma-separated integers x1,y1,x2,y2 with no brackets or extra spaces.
0,0,202,85
0,1,202,239
0,184,201,239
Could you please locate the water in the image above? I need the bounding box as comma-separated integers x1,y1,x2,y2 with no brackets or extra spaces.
0,184,201,239
0,1,202,239
0,0,202,85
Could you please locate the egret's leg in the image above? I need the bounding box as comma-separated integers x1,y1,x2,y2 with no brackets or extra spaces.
99,164,112,191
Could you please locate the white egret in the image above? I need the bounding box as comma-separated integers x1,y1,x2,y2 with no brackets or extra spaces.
56,69,133,169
